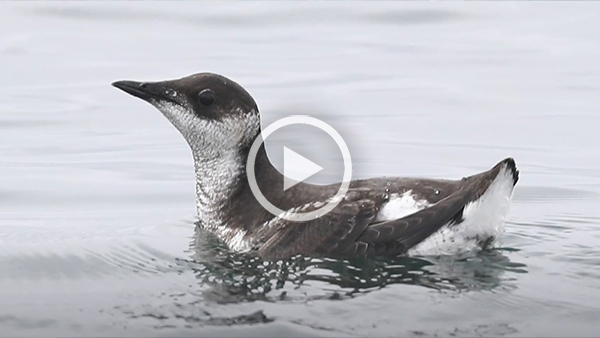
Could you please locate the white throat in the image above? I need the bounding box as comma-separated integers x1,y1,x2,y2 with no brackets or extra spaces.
152,101,260,229
193,150,243,228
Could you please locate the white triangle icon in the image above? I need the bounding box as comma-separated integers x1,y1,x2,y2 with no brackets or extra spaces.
283,146,323,191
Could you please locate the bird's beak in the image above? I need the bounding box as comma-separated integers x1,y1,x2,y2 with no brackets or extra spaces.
112,80,177,104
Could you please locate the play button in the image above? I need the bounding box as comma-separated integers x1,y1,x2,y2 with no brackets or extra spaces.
283,147,323,191
246,115,352,222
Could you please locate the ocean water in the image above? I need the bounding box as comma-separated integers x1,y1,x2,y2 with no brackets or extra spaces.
1,2,600,337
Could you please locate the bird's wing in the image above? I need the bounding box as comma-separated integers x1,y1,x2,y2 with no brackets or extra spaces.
256,190,384,260
257,158,517,260
350,190,471,257
257,184,476,260
351,157,517,257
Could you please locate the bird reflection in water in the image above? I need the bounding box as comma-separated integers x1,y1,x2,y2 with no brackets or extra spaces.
181,224,527,304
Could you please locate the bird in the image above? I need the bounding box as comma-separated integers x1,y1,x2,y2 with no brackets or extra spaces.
112,72,519,260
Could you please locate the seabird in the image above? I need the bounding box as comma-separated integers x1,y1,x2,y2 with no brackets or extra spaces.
112,72,519,260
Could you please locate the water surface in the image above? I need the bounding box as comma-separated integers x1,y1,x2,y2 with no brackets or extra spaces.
1,2,600,337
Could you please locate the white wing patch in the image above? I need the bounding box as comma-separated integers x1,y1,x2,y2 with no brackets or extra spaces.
375,190,431,222
407,163,516,256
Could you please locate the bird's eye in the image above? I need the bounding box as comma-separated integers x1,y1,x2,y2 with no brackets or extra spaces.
198,89,215,106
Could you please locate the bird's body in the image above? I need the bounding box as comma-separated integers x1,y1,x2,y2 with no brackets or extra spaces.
113,72,519,260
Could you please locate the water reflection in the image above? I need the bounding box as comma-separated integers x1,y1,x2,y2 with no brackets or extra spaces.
186,224,527,304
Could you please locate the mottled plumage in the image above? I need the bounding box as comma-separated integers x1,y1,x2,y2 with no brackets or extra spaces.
112,72,519,260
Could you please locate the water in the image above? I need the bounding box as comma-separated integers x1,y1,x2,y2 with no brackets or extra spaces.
1,2,600,336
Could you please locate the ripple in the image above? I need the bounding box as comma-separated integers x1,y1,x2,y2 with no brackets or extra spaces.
0,242,182,281
549,213,600,226
362,9,464,26
98,225,527,332
409,323,519,338
181,226,526,305
23,4,464,29
119,305,272,328
0,315,56,330
513,185,599,203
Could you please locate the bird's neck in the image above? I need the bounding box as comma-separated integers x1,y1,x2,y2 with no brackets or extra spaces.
192,147,246,229
191,141,284,232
